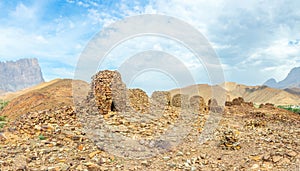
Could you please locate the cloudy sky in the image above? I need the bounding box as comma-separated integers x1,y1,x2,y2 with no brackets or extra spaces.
0,0,300,92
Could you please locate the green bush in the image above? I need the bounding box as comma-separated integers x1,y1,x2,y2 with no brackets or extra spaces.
0,100,9,111
0,122,5,129
278,105,300,114
39,134,46,140
0,116,5,121
0,116,7,130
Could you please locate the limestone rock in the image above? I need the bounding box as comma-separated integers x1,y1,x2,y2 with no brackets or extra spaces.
0,58,44,92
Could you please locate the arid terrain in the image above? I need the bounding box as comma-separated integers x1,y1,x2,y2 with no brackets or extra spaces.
0,70,299,170
1,0,300,170
0,79,89,120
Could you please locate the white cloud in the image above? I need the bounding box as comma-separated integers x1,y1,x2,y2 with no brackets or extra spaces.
1,0,300,86
77,1,89,8
66,0,75,4
143,0,300,85
239,38,300,81
10,3,36,20
35,35,48,44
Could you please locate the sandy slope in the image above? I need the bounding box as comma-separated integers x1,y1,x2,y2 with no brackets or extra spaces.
0,79,89,120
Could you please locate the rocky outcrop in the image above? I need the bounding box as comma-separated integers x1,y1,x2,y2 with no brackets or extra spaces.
0,58,44,92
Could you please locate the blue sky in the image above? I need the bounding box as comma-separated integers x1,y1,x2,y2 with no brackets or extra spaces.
0,0,300,91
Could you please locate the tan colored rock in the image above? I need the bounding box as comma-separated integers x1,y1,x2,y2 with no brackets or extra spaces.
277,157,290,165
251,164,259,170
286,151,297,157
88,150,102,158
272,155,282,163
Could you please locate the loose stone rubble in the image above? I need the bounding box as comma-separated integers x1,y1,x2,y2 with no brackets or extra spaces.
219,130,241,150
0,70,299,170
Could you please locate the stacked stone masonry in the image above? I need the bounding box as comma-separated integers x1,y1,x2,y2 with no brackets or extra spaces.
91,70,224,114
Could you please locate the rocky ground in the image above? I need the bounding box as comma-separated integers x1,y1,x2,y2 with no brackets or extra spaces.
0,70,299,170
0,100,299,170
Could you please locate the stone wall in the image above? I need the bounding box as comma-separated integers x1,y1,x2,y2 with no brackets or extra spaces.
189,95,208,113
91,70,127,115
89,70,226,115
151,91,171,108
171,94,189,108
128,88,149,113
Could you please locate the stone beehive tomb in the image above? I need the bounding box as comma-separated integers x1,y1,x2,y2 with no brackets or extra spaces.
91,70,127,115
151,91,171,108
208,98,218,107
128,88,150,113
171,94,189,108
90,70,225,115
189,95,208,113
225,97,254,107
208,98,223,113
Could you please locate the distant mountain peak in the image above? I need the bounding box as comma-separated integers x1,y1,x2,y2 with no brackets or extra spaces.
0,58,44,92
263,66,300,89
264,78,277,87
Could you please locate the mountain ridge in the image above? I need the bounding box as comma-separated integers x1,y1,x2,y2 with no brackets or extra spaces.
264,66,300,89
170,81,300,105
0,58,44,92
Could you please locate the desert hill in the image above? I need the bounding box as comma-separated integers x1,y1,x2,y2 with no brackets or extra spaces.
1,79,63,101
284,87,300,96
169,82,300,106
169,84,227,105
0,79,89,120
222,82,300,105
